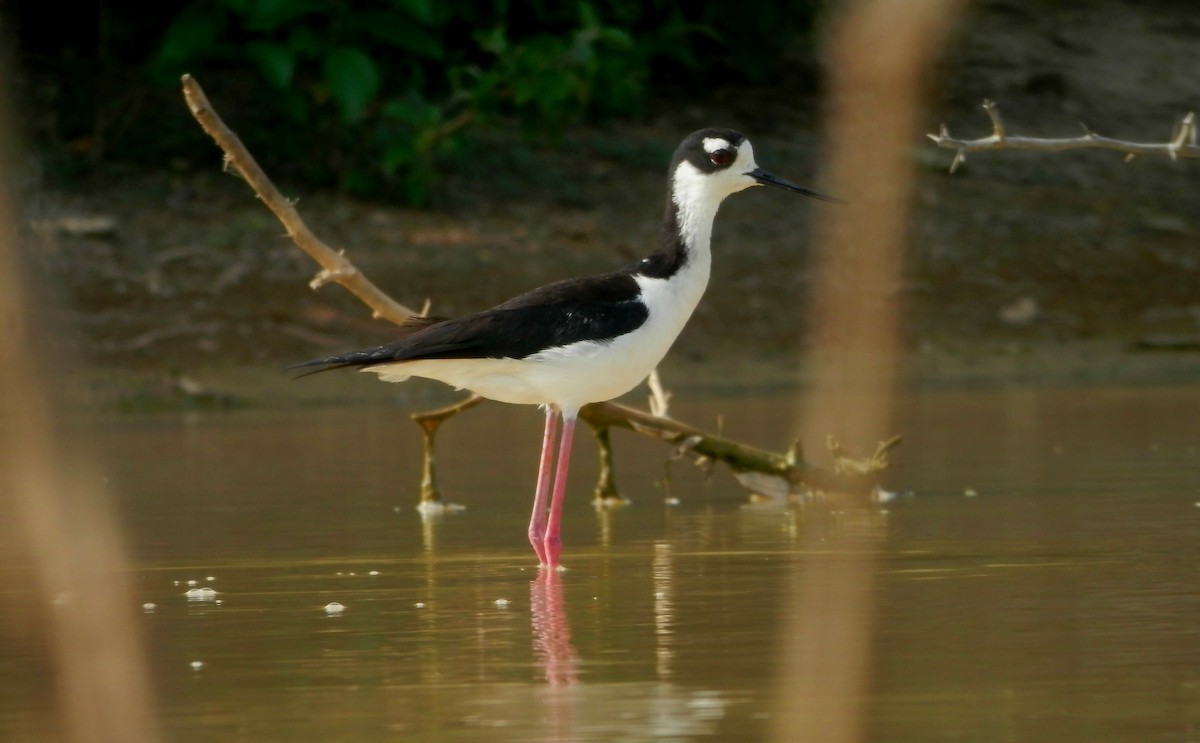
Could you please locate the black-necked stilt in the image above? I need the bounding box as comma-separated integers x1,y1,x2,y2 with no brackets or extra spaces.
291,128,835,568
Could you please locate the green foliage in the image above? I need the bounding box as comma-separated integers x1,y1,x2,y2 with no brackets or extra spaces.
466,9,641,130
37,0,822,202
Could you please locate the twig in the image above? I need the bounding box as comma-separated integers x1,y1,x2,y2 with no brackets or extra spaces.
583,419,624,504
181,74,419,324
828,434,902,476
103,321,221,352
929,99,1200,172
646,368,671,418
410,395,485,504
1134,333,1200,352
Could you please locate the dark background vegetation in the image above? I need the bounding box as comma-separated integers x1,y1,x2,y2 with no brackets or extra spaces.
11,0,821,202
6,0,1200,405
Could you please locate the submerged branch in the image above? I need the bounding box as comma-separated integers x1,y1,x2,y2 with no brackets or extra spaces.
411,396,894,499
410,395,486,504
929,99,1200,172
580,402,896,496
581,418,624,504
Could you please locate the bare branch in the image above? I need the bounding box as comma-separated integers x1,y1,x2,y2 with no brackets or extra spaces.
646,368,671,418
578,402,890,496
928,100,1200,167
982,98,1005,141
411,395,485,505
181,74,419,324
408,394,887,499
581,419,624,504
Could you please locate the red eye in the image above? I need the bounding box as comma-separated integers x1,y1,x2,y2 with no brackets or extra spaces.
709,149,734,166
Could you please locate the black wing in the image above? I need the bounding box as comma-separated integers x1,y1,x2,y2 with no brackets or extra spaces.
288,272,648,374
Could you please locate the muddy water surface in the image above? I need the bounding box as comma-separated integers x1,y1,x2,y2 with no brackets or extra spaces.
3,384,1198,742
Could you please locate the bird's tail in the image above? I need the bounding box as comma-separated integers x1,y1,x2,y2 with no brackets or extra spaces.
285,315,444,379
284,355,369,379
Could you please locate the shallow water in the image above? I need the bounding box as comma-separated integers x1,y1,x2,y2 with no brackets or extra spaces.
3,384,1200,742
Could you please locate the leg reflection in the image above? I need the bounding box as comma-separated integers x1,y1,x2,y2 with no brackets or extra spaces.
530,570,578,686
530,570,578,743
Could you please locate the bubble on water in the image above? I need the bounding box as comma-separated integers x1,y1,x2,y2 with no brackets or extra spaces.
368,571,380,576
190,661,204,671
185,587,217,601
324,602,345,615
186,580,198,587
414,602,426,609
493,599,510,608
142,603,157,612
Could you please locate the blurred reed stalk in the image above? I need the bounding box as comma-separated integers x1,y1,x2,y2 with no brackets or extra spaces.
774,1,966,741
0,77,160,743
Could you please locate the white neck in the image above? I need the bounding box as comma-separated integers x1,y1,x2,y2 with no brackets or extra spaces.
671,162,726,266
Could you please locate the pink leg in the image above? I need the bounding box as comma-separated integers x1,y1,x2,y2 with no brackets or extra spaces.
528,407,559,566
542,410,578,568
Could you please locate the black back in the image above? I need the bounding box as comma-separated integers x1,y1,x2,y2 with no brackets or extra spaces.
290,272,649,371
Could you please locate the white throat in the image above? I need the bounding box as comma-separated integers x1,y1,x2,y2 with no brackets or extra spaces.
671,163,723,259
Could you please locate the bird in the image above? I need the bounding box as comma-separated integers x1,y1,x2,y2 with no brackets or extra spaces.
290,127,836,568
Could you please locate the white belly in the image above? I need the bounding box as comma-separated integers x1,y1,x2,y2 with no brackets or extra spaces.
365,324,674,411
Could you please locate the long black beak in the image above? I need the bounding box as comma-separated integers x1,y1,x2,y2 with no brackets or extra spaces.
748,167,843,203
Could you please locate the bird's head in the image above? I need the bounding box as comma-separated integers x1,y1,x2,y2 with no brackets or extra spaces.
670,127,838,204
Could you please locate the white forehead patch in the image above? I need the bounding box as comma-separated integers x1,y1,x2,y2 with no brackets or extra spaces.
702,137,732,154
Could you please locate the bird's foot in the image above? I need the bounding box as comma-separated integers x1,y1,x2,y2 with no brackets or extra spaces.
529,529,550,566
541,535,562,569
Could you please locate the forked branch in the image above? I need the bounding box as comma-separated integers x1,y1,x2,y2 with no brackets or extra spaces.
929,99,1199,172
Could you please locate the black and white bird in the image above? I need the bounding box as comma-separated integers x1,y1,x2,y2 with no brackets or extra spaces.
291,128,835,568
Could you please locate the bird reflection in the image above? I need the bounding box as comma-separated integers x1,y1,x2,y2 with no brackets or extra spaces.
530,570,579,742
530,570,578,686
